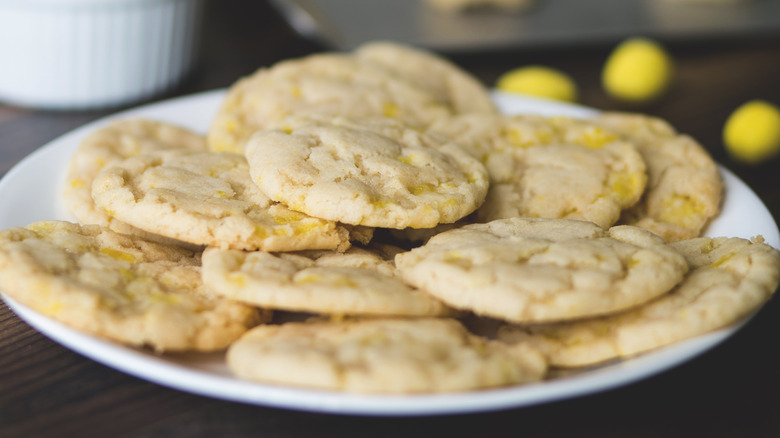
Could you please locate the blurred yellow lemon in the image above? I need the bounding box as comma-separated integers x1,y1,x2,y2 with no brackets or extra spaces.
602,37,673,103
496,66,578,102
723,100,780,164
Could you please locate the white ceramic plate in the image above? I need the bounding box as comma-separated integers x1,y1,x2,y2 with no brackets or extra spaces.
1,90,778,416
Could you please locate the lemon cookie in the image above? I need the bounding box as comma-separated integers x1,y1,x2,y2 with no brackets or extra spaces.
395,217,689,323
245,116,489,229
498,236,780,367
595,112,722,241
226,317,547,393
354,41,498,115
428,114,647,228
63,118,207,238
91,149,355,251
202,244,452,316
0,221,265,352
207,53,454,154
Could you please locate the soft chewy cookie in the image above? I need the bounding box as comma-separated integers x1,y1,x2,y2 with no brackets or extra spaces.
395,217,689,323
63,118,207,239
226,317,547,393
202,244,452,316
594,112,722,241
245,116,489,229
0,221,265,352
498,236,780,367
428,114,647,228
91,149,356,251
354,41,498,115
207,53,454,154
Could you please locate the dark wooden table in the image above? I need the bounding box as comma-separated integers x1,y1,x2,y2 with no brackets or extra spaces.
2,1,780,437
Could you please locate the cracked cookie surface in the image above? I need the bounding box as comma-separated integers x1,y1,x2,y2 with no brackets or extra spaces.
395,217,689,323
227,317,547,393
595,112,723,241
354,41,498,116
498,236,780,367
202,244,453,317
245,116,489,229
207,53,455,154
63,118,207,242
428,114,647,228
0,221,265,352
91,149,354,251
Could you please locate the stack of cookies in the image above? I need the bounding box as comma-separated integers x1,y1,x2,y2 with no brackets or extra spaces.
1,41,779,394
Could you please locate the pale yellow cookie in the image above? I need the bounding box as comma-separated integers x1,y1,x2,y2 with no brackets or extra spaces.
498,236,780,367
226,317,547,393
91,149,354,251
245,116,489,229
0,221,265,352
207,53,454,154
354,41,498,115
428,114,647,228
202,245,453,316
63,118,207,240
595,112,723,241
395,217,689,323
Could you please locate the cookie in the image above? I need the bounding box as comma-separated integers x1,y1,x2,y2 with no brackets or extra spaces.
91,149,355,251
0,221,265,352
428,114,648,228
207,53,454,154
395,217,689,323
498,236,780,367
63,118,207,240
245,115,489,229
226,317,547,393
595,112,723,241
202,244,453,316
354,41,498,115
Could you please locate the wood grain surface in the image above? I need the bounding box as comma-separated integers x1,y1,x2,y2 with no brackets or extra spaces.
2,1,780,437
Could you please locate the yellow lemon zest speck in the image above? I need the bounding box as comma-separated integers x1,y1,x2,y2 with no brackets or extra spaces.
227,272,248,287
371,198,392,209
148,291,180,305
254,226,270,238
44,302,63,316
659,195,704,228
579,127,618,149
294,221,323,235
711,253,735,268
383,102,400,118
608,171,642,201
273,210,305,225
700,239,717,254
224,118,239,133
99,248,136,263
411,183,436,195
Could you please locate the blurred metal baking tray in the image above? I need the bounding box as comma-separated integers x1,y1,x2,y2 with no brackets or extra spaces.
269,0,780,52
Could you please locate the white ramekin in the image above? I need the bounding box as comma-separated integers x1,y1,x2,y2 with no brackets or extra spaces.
0,0,205,110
